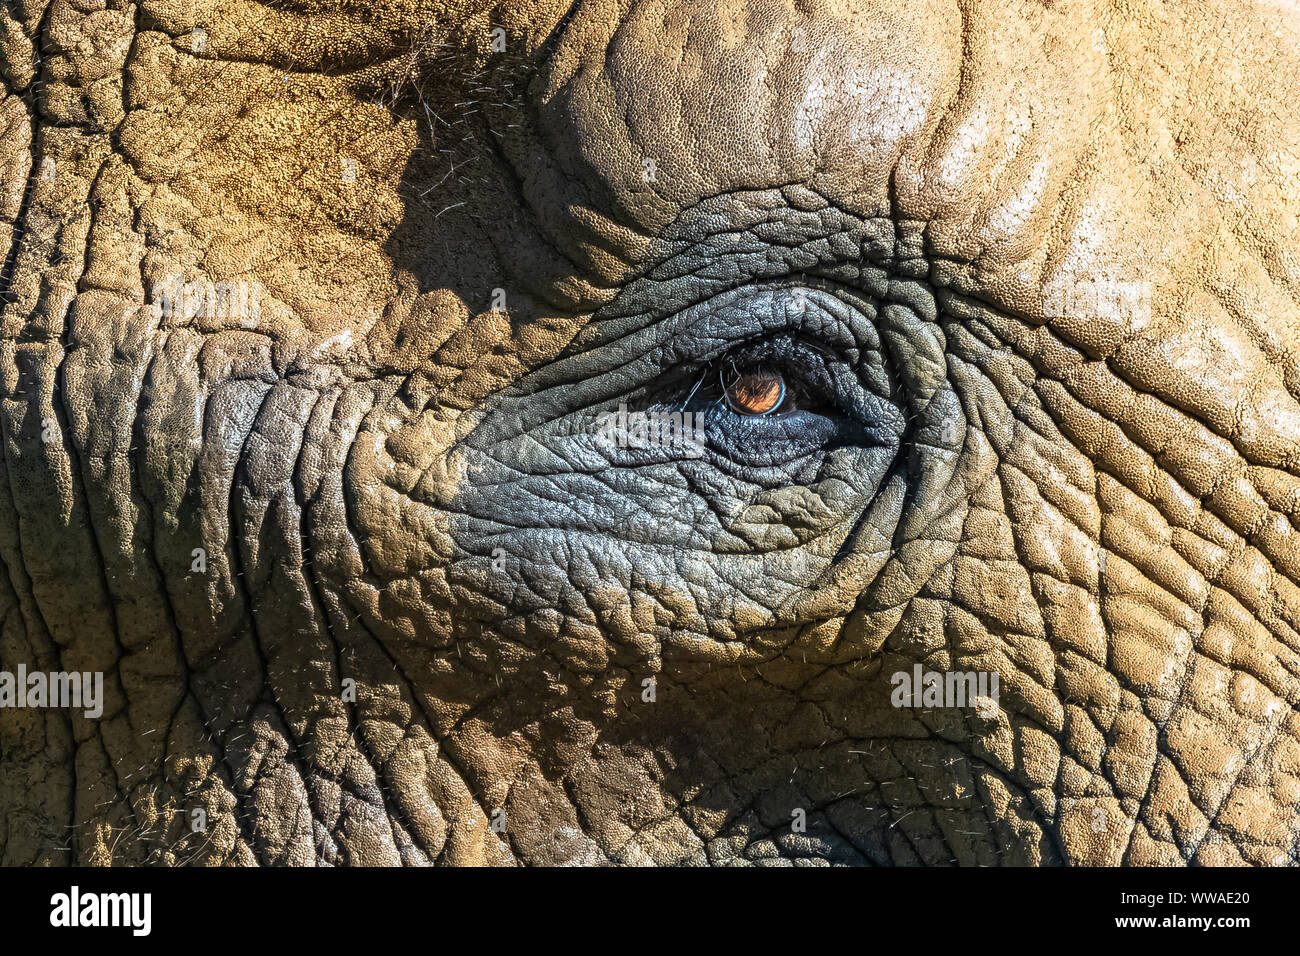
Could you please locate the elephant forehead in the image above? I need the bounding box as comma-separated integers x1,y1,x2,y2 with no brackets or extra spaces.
512,0,1121,274
535,0,952,209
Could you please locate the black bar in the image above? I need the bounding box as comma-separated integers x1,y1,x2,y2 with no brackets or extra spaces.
0,865,1277,943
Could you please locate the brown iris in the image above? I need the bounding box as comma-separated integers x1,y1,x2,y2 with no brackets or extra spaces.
723,368,786,416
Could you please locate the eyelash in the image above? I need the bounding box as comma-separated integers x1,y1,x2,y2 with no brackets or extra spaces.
687,362,796,417
672,342,832,419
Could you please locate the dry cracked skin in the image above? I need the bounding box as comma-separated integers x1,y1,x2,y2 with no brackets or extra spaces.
0,0,1298,867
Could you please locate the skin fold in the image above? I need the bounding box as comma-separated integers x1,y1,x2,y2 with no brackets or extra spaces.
0,0,1297,866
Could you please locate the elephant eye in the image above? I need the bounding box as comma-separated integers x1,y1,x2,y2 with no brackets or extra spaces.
722,366,788,416
681,338,841,425
524,283,912,476
629,334,880,470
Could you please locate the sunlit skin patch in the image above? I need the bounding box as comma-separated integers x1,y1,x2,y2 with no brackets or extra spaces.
723,367,787,416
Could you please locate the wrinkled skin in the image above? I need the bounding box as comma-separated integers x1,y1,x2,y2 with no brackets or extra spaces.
0,0,1298,866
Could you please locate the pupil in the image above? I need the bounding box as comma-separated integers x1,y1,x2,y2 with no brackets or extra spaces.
725,369,785,416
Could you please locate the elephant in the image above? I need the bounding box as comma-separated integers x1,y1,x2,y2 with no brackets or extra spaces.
0,0,1296,867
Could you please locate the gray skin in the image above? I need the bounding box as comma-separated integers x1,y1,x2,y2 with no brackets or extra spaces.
1,0,1298,865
